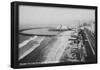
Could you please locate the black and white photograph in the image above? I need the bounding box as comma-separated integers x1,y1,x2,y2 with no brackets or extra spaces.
18,5,97,65
10,2,97,68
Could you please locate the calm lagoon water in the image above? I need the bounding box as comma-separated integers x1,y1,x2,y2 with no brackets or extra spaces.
22,28,61,36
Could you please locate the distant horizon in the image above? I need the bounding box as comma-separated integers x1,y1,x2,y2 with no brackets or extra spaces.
19,5,95,30
19,20,94,30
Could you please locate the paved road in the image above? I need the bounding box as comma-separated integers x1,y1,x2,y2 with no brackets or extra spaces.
84,28,96,56
82,28,96,62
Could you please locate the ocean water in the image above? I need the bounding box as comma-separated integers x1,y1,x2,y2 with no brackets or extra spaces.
21,28,61,36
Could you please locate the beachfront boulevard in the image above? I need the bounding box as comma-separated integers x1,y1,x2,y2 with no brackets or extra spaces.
18,28,96,64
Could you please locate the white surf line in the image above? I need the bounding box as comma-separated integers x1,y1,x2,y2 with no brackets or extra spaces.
19,37,45,60
43,31,72,63
19,36,38,48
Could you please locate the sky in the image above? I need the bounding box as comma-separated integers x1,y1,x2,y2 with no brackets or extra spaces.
19,5,95,28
